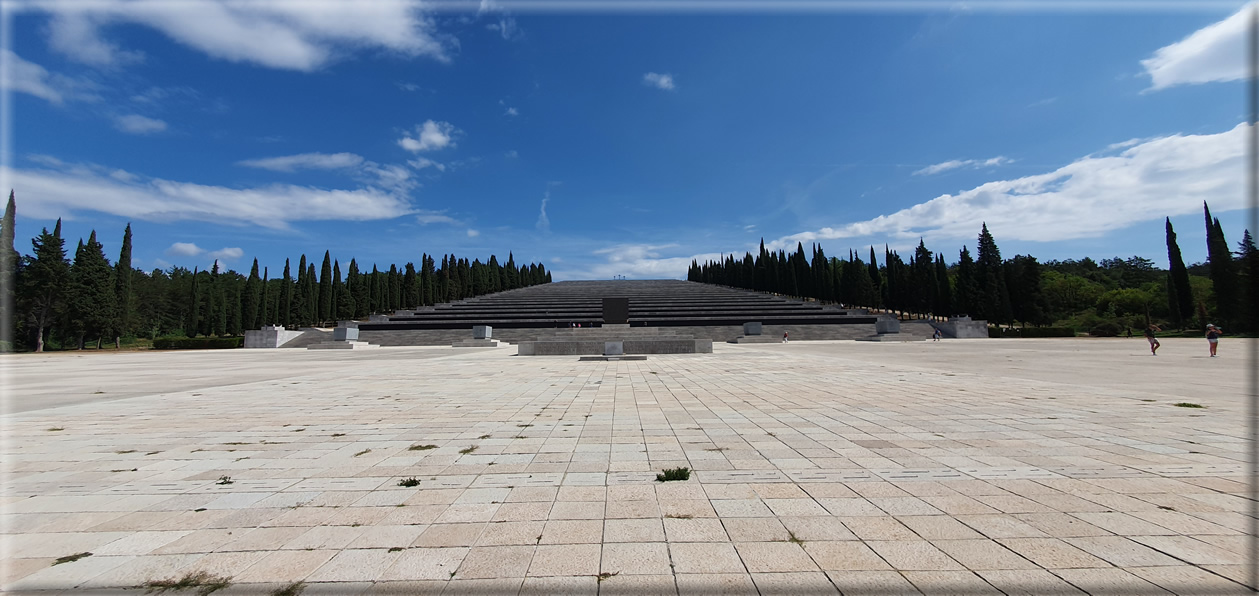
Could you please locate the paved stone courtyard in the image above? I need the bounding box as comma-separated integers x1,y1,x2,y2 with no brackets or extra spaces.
1,338,1253,595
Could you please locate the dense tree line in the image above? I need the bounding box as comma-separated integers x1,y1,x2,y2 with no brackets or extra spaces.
0,192,552,351
690,212,1256,334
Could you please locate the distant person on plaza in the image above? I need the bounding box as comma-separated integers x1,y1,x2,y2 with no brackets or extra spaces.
932,328,942,341
783,331,789,343
1206,324,1223,357
1144,324,1160,355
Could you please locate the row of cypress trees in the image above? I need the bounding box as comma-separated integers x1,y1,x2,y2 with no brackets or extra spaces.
688,224,1031,324
0,192,552,351
1163,203,1257,331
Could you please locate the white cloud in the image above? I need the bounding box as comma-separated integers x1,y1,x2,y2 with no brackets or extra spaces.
166,242,203,257
208,247,244,261
33,0,450,71
505,149,519,159
642,72,675,91
467,228,480,237
398,120,457,152
768,123,1247,251
114,114,168,134
237,152,364,172
4,158,415,229
407,156,446,171
536,195,550,233
555,243,724,280
1,49,63,103
1142,4,1248,90
505,106,519,116
415,210,457,225
0,49,100,105
913,156,1010,176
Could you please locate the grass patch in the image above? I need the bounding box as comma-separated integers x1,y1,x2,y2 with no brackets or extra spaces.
292,428,305,432
224,442,251,445
1174,402,1205,408
353,448,372,457
387,547,405,553
330,433,345,438
704,447,726,452
47,427,64,431
459,445,478,455
116,449,137,454
269,582,305,596
664,513,693,519
408,444,437,451
52,552,92,566
787,530,804,545
656,467,691,482
517,424,533,428
596,571,620,583
215,476,233,485
142,570,232,595
478,434,491,440
397,477,421,487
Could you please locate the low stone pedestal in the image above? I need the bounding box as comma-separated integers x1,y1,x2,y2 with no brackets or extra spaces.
579,355,648,361
245,325,306,348
307,341,380,350
452,338,501,348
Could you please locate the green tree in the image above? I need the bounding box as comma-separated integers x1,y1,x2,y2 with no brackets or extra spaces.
1165,218,1194,328
67,231,117,348
1203,203,1240,328
319,251,333,324
244,259,261,330
112,223,134,347
1005,255,1047,327
975,223,1013,324
20,220,69,352
954,246,979,317
1,191,16,349
186,266,200,337
280,259,292,328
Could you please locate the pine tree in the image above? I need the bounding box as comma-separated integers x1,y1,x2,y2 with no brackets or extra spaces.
975,224,1013,324
954,246,978,317
67,231,117,348
934,254,952,318
335,260,355,320
112,224,133,347
228,283,243,336
319,251,333,325
1237,229,1258,332
1165,218,1194,328
244,259,261,330
20,220,69,352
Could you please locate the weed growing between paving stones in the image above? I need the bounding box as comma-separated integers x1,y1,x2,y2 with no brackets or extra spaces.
115,449,136,454
270,581,305,596
330,433,345,437
478,434,491,439
353,448,372,457
142,571,232,595
787,530,804,545
459,445,478,455
215,476,233,485
47,427,64,431
664,513,693,519
597,571,619,582
1174,402,1205,408
408,444,437,451
388,547,405,552
656,467,691,482
52,552,92,566
398,477,421,487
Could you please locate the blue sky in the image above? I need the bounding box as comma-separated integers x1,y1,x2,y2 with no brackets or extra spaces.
1,1,1252,280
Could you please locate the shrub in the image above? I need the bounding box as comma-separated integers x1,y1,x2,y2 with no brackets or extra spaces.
656,467,691,482
152,337,243,350
1088,322,1122,337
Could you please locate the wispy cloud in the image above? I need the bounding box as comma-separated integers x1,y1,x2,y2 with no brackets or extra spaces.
5,158,415,229
237,152,365,172
467,228,480,237
1141,4,1247,91
398,120,458,152
912,156,1010,176
164,242,243,262
555,243,724,280
114,114,168,134
31,0,451,71
0,49,98,104
505,106,520,116
407,156,447,171
166,242,203,257
768,122,1247,250
416,210,458,225
642,72,675,91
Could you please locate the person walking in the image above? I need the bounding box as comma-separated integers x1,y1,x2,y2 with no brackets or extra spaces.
1206,324,1223,357
1144,324,1161,355
783,331,789,343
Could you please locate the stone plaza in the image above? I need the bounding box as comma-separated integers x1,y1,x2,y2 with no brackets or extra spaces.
1,337,1252,594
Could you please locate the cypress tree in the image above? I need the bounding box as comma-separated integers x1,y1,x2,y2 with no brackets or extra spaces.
228,283,242,336
186,266,200,337
403,263,418,307
21,220,69,352
954,246,978,317
1,191,16,349
1237,229,1258,332
1165,218,1193,328
975,224,1013,324
112,223,133,348
335,260,355,320
211,260,227,336
244,259,261,330
934,254,952,318
306,263,317,324
318,251,333,324
866,247,881,308
67,231,117,348
281,259,292,327
260,266,269,327
1204,203,1240,327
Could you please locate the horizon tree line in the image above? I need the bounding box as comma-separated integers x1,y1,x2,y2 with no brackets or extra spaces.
0,191,552,351
689,211,1255,333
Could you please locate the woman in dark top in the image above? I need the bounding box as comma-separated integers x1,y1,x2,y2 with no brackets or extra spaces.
1144,324,1160,355
1205,324,1222,357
